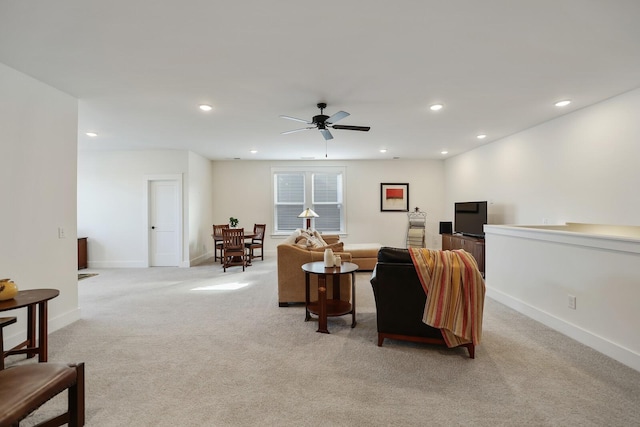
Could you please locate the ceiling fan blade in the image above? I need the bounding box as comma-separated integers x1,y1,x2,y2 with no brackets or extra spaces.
320,129,334,140
280,115,312,124
331,124,371,132
281,127,314,135
326,110,349,124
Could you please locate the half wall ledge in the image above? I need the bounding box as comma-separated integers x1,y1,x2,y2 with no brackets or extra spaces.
484,223,640,372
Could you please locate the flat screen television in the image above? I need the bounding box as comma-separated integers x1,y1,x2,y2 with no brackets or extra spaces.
454,201,487,238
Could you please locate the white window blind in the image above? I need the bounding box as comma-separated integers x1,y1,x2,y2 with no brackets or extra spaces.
273,168,346,234
312,173,342,232
274,173,304,232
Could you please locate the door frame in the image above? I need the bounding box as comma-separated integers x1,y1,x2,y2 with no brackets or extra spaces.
143,174,185,267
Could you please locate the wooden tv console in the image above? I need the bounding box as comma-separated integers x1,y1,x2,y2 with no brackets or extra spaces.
441,233,485,276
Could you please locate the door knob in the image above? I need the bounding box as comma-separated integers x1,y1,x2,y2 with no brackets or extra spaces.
151,226,156,229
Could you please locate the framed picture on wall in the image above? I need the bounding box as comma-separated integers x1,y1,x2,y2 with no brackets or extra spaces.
380,183,409,212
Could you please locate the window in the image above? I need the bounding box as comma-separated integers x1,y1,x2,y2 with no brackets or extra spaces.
273,167,346,234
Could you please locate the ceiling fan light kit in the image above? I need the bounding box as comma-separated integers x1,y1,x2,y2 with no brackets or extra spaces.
280,102,371,141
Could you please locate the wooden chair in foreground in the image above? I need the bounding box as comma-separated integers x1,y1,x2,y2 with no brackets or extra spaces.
222,228,248,272
0,362,85,426
213,224,229,263
245,224,266,261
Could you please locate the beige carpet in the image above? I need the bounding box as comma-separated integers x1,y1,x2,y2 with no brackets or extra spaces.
9,257,640,426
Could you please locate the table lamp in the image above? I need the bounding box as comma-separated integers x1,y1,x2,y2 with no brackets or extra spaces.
298,208,319,230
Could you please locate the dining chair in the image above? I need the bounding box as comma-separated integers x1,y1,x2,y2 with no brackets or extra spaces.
222,227,247,272
213,224,230,263
245,224,266,261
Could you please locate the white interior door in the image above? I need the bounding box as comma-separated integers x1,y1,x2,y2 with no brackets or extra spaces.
149,179,180,266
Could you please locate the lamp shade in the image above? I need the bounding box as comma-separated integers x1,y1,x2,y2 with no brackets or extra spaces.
298,208,319,229
298,208,319,218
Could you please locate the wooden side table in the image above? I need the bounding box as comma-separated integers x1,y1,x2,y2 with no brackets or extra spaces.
302,261,359,333
0,289,59,364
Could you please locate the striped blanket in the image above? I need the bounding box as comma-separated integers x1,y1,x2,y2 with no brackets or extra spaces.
409,248,485,347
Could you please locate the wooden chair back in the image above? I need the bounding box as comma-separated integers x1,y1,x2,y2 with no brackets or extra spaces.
213,224,230,263
222,228,246,271
246,224,266,261
213,224,229,239
252,224,266,242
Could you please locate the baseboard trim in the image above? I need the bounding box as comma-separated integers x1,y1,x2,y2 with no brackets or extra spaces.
189,251,213,266
88,261,147,268
487,287,640,372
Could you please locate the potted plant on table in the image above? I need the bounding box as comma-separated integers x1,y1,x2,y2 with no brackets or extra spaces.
229,217,239,228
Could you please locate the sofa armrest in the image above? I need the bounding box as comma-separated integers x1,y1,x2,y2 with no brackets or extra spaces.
321,234,340,245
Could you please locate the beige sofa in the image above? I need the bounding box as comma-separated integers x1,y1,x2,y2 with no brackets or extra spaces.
277,230,381,306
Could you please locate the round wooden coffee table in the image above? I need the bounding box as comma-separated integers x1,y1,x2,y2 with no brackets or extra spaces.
301,261,359,333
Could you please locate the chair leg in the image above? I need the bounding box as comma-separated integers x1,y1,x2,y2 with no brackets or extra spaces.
68,363,85,426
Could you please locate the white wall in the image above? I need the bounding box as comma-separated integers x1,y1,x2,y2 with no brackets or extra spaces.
78,150,191,267
78,150,215,267
445,88,640,370
187,151,215,265
445,88,640,227
485,225,640,371
211,160,446,253
0,62,79,346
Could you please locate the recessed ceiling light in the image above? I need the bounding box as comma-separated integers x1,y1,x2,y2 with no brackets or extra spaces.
477,134,487,140
441,150,448,155
379,149,387,153
199,104,212,111
555,100,571,107
250,150,257,154
86,132,97,137
430,104,444,111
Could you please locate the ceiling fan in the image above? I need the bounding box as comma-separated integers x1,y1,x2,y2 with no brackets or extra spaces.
280,102,371,140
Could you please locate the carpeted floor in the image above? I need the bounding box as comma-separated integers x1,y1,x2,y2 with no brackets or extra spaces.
10,257,640,426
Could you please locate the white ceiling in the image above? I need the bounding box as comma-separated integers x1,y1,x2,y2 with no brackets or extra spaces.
1,1,639,160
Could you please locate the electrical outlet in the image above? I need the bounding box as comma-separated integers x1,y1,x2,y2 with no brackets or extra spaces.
568,294,576,310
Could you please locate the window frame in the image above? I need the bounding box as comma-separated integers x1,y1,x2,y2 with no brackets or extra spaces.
272,166,347,235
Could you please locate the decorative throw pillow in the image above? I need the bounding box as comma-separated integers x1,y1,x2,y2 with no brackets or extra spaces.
281,229,303,246
312,231,328,247
294,236,311,248
309,242,344,252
